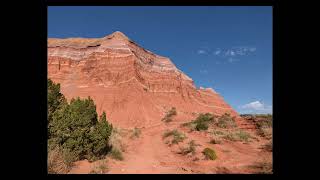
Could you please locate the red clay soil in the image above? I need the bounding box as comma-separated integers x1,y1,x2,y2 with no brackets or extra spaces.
68,115,272,174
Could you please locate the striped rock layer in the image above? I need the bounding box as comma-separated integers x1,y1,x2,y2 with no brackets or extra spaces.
48,31,238,128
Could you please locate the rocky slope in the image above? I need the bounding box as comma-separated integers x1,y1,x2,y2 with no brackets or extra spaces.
48,31,238,128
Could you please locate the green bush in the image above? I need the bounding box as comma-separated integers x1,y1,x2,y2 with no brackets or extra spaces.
48,80,113,162
50,97,113,161
195,121,208,131
88,112,113,160
183,113,214,131
202,148,217,160
48,79,67,138
194,113,215,124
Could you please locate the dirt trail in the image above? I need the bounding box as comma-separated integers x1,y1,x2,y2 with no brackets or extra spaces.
108,124,187,174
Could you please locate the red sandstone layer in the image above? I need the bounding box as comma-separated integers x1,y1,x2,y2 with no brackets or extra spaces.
48,31,238,128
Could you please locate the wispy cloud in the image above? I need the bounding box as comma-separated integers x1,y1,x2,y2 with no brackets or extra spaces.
199,69,208,74
197,46,256,63
197,50,207,54
214,46,257,63
214,49,221,55
239,101,272,114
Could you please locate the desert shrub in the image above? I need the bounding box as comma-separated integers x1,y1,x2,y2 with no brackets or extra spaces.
108,127,126,160
88,112,113,160
48,79,67,138
89,159,108,174
235,130,251,142
162,107,177,122
109,148,124,161
49,96,113,162
48,146,75,174
257,127,272,139
130,127,141,139
163,129,186,144
210,138,222,144
223,130,251,142
202,148,217,160
183,113,214,131
108,128,125,152
179,140,197,155
194,113,215,124
210,130,225,136
216,113,237,128
256,118,272,129
195,121,208,131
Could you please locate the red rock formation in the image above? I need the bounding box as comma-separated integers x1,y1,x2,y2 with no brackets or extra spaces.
48,31,239,128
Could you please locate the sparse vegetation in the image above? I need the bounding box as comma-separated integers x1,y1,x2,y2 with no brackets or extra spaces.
242,114,272,139
89,160,108,174
182,113,215,131
130,127,141,139
108,128,125,160
257,127,272,139
216,113,237,128
248,161,273,174
109,148,124,161
179,140,198,155
48,146,75,174
223,130,251,142
162,107,177,122
210,130,225,136
210,138,222,144
163,129,187,144
202,148,217,160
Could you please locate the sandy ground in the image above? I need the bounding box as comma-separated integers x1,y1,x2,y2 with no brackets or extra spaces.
68,116,272,174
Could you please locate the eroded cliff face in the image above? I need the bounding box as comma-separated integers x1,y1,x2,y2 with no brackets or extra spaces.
48,31,238,128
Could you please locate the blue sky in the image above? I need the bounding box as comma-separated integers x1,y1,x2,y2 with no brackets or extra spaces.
48,6,272,114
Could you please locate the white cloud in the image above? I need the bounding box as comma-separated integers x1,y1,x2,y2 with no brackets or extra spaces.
214,46,257,60
214,49,221,55
200,69,208,74
197,46,256,63
197,50,207,54
240,101,272,114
